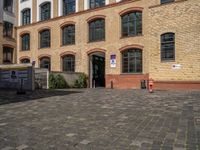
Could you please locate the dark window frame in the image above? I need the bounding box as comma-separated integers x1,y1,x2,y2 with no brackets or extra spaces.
89,19,105,42
3,21,13,38
63,0,76,15
161,0,175,4
40,2,51,21
122,49,143,74
40,57,51,71
161,32,175,61
39,29,51,48
3,47,13,64
21,58,30,64
22,8,31,25
3,0,13,12
62,25,75,45
89,0,105,9
21,33,30,51
121,11,142,37
62,55,75,72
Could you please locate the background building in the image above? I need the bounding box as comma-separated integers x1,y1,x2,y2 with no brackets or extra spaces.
15,0,200,89
0,0,17,64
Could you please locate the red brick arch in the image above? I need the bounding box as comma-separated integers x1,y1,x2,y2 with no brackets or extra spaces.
38,54,51,59
60,51,76,57
87,48,106,55
119,7,143,16
19,31,31,36
119,44,144,52
60,21,76,28
19,56,31,61
86,15,106,23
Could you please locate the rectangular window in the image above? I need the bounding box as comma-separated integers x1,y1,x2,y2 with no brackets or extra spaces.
3,22,13,38
161,0,174,4
63,0,76,15
90,0,105,9
3,0,13,12
3,47,13,64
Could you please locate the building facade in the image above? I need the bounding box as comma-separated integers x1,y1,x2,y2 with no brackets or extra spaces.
0,0,17,64
16,0,200,89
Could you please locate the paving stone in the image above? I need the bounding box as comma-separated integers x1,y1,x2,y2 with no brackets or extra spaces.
0,89,199,149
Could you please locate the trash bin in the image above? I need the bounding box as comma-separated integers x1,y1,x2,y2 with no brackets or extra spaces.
141,80,146,89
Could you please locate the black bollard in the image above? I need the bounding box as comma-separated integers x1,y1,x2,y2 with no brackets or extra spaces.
111,81,113,89
17,78,26,95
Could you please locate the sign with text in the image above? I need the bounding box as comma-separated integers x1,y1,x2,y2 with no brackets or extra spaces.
110,54,116,68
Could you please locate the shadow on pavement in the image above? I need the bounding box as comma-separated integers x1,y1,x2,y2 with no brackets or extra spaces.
0,89,82,105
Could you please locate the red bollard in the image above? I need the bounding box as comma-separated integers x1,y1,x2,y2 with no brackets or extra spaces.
149,78,154,93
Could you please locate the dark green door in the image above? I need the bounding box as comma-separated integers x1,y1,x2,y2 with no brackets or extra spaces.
92,55,105,87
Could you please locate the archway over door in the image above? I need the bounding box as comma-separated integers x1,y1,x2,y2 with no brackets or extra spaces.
88,51,105,88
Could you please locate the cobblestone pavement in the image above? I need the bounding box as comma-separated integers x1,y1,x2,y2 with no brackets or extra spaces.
0,89,200,150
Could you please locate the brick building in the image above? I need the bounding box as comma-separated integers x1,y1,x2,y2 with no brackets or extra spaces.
0,0,17,64
13,0,200,89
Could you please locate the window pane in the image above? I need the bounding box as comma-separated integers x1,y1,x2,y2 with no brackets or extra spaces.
22,9,31,25
40,2,51,21
63,55,75,72
3,47,13,64
121,12,142,37
62,25,75,45
122,49,142,73
161,33,175,60
40,57,51,70
63,0,76,15
89,19,105,42
40,30,50,48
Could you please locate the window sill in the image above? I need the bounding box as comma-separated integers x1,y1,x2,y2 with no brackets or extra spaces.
120,34,143,39
38,47,51,50
149,0,187,9
120,73,143,75
61,43,75,47
161,59,175,63
20,49,30,52
88,39,105,43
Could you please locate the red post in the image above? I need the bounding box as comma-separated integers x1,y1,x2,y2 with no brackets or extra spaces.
149,78,154,93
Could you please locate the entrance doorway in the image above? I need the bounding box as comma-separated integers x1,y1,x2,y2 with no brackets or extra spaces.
89,52,105,88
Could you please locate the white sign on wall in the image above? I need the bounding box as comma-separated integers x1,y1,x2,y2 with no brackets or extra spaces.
110,54,116,68
172,64,182,70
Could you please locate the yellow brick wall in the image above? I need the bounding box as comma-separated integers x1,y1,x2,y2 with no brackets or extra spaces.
16,0,200,82
148,0,200,81
17,0,149,75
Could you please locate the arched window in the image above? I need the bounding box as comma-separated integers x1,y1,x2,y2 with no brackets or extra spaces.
40,29,50,48
161,33,175,61
40,57,51,70
90,0,105,9
22,8,31,25
62,25,75,45
21,58,30,64
161,0,174,4
122,49,142,73
21,33,30,51
40,2,51,21
63,0,76,15
89,19,105,42
121,11,142,37
62,55,75,72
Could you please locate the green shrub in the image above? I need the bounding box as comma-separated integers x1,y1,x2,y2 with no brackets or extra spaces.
55,74,69,89
74,73,88,88
49,74,68,89
49,74,56,89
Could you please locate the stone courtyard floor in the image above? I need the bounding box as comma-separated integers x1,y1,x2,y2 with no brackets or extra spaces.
0,89,200,150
